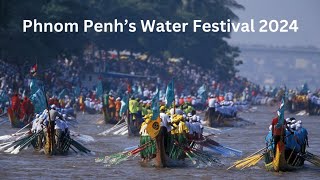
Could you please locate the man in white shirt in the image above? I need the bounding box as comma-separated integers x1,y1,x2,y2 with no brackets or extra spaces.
206,95,217,126
160,106,171,132
208,95,217,108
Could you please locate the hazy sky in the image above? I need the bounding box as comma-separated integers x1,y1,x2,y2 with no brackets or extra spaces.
230,0,320,47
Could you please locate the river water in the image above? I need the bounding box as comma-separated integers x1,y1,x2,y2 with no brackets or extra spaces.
0,106,319,180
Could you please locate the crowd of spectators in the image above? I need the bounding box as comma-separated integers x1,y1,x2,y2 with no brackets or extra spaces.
1,44,319,109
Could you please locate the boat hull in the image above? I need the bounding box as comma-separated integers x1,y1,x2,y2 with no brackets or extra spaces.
265,142,304,171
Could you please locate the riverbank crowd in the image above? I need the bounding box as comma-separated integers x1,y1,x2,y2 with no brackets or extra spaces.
1,45,320,120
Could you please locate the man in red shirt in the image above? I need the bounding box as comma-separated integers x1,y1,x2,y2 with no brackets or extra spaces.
271,116,286,155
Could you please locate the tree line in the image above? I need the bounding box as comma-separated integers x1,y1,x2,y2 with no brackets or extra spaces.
0,0,244,80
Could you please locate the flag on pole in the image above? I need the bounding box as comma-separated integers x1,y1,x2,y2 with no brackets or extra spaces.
96,80,103,98
30,79,40,95
30,88,46,113
165,80,174,107
197,84,207,102
276,98,285,128
119,94,129,117
151,89,160,120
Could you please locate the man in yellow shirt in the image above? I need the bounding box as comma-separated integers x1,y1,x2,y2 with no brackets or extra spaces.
129,97,139,127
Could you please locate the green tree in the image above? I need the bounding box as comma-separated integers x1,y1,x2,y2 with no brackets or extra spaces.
0,0,243,80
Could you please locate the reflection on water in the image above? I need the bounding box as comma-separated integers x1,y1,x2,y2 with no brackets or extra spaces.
0,106,319,179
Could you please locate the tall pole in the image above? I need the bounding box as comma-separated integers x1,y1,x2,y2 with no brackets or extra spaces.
43,84,54,155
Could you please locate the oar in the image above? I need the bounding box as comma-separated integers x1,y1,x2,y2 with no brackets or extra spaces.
0,119,8,125
0,121,33,142
0,131,29,141
301,152,320,167
0,111,7,117
227,147,267,170
3,135,32,152
110,122,127,133
11,132,40,154
120,129,128,136
100,119,125,135
15,121,33,134
113,125,128,135
99,122,126,135
100,141,153,165
70,131,95,143
203,126,222,132
189,149,212,166
0,133,29,150
124,145,138,151
173,141,197,165
108,118,124,130
239,154,264,170
0,142,15,151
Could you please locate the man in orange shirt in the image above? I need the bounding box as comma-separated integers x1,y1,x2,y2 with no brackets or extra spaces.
115,97,121,121
108,95,116,119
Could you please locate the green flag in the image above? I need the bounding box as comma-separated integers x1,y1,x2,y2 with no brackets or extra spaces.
151,89,160,120
165,80,174,107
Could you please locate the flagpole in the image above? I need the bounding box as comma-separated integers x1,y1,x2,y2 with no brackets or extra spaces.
35,71,54,155
173,100,176,115
43,83,54,155
172,79,175,114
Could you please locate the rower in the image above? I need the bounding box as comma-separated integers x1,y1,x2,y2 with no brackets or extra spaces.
160,106,171,132
271,115,286,155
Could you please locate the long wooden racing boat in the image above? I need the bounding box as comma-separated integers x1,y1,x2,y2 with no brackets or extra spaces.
204,108,254,127
140,129,198,167
264,128,308,171
139,116,240,167
264,141,305,171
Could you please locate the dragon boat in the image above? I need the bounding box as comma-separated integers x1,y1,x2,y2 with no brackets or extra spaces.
97,114,242,168
205,101,254,127
264,127,308,171
1,111,91,156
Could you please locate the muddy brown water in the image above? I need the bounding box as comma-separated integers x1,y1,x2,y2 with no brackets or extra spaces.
0,106,319,180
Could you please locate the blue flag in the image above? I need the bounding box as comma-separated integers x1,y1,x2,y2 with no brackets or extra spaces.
30,79,40,95
30,88,46,113
197,84,206,95
96,80,103,98
165,80,174,107
197,84,207,102
119,94,129,117
276,98,285,128
151,89,160,120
